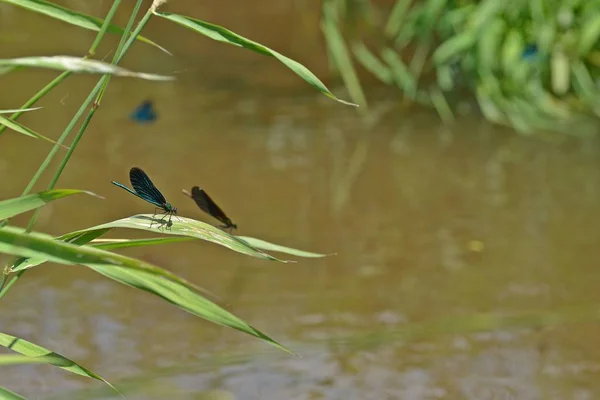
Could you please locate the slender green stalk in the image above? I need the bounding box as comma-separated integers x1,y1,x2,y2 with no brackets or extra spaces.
0,0,131,297
0,273,18,299
89,0,123,56
0,1,124,140
24,80,104,231
0,71,72,137
98,0,146,102
21,80,104,198
25,1,147,231
4,1,154,299
20,1,124,199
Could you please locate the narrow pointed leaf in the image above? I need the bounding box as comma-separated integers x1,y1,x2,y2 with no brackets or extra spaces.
91,236,329,259
0,114,68,148
0,387,26,400
91,237,193,250
86,264,294,355
0,107,41,114
10,228,112,272
0,226,292,354
0,189,102,220
0,332,114,388
0,354,68,366
68,215,291,262
0,0,169,54
153,11,357,107
236,236,332,258
0,57,174,81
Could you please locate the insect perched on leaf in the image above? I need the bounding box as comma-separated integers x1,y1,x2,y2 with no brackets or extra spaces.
130,100,157,123
183,186,237,232
112,167,177,228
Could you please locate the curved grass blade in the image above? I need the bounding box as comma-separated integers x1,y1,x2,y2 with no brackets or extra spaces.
0,189,102,220
68,215,291,262
92,235,330,259
0,332,116,391
86,265,294,356
321,5,367,108
0,226,293,355
352,42,393,84
236,236,332,258
0,107,41,114
153,11,357,107
0,114,68,148
0,354,68,366
0,57,174,81
10,228,116,272
0,387,25,400
1,226,214,288
91,237,193,250
0,0,169,54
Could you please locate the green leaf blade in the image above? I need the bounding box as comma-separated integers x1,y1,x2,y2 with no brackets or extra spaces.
0,0,169,54
154,11,357,107
0,114,68,148
70,215,291,262
236,236,332,258
0,56,174,81
0,332,114,387
0,226,293,354
0,189,102,220
0,386,26,400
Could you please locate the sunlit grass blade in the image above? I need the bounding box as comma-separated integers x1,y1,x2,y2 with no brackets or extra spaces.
0,226,293,354
1,226,215,286
10,228,112,272
381,48,417,97
0,189,102,220
352,42,393,84
0,56,174,81
0,0,169,54
86,264,295,355
321,3,367,108
384,0,413,38
153,10,357,107
0,332,116,390
0,354,68,366
0,386,25,400
429,86,454,123
0,106,42,114
91,237,193,250
92,235,331,259
68,215,292,262
236,236,332,258
0,114,68,148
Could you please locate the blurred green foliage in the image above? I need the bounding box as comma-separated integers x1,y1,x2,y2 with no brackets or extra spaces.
322,0,600,133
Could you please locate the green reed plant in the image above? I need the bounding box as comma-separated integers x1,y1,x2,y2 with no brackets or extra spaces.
321,0,600,133
0,0,353,397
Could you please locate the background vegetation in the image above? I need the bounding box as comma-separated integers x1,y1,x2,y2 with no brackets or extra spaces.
322,0,600,133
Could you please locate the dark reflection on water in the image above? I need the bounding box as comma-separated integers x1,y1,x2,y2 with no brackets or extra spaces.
2,2,600,400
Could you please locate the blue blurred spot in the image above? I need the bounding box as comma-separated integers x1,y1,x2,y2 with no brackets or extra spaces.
130,100,157,123
522,44,538,61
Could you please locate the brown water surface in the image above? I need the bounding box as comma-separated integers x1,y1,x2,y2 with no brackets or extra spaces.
2,2,600,399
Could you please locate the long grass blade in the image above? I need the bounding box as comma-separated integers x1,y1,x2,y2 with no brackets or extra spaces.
0,226,294,355
0,0,169,54
153,10,357,107
0,332,116,391
0,114,68,148
0,189,102,220
0,56,173,81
